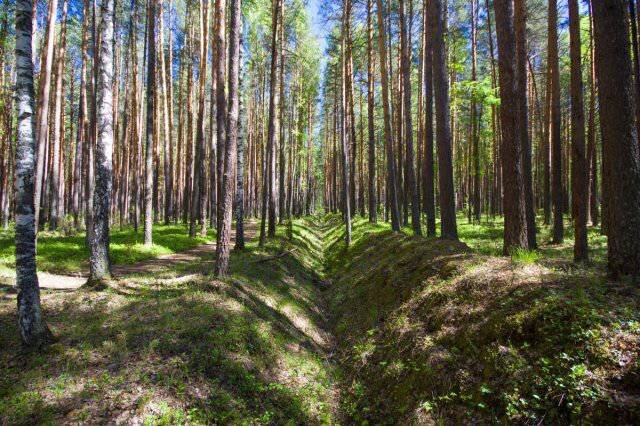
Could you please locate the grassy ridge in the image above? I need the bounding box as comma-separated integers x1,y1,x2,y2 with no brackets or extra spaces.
319,215,639,423
0,225,338,425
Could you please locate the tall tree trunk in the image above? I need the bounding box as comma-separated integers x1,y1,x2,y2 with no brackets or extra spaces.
430,0,458,240
549,0,564,243
160,1,173,225
568,0,588,262
592,0,640,277
341,4,352,245
235,35,246,249
216,0,240,275
278,3,286,223
48,0,68,231
423,0,436,236
470,0,481,223
587,2,599,227
399,0,421,235
494,0,528,253
144,0,156,246
15,0,52,347
366,0,377,223
89,0,115,282
215,0,227,238
33,0,59,231
260,0,280,245
629,0,640,140
515,0,536,248
375,0,400,232
190,0,210,237
73,0,90,230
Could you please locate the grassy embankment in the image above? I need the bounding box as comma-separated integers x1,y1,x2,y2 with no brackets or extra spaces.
0,222,338,424
1,214,638,424
321,214,638,423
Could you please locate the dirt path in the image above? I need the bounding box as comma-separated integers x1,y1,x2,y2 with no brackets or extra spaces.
3,222,257,291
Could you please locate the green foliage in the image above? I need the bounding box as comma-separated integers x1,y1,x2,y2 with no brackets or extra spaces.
510,248,542,264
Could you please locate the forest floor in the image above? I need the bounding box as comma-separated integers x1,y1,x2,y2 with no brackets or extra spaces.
0,223,217,289
1,215,639,424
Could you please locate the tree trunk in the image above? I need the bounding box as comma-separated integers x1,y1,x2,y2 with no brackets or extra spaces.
190,0,210,238
587,2,599,227
366,0,377,223
430,0,458,240
89,0,115,282
568,0,588,262
14,0,52,347
260,0,280,245
49,0,68,231
494,0,528,254
399,0,421,236
159,1,173,225
549,0,564,243
375,0,400,232
592,0,640,277
143,0,156,246
215,0,227,238
33,0,59,231
235,33,246,250
423,0,436,236
216,0,241,276
515,0,536,248
341,4,352,245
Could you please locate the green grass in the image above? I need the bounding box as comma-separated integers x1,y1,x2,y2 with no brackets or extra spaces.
0,222,337,425
320,215,639,424
510,248,542,264
454,213,608,265
1,214,635,424
0,223,215,275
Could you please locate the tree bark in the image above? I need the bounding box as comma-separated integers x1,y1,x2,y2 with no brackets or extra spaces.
49,0,68,231
515,0,536,248
143,0,156,246
89,0,115,282
366,0,377,223
423,0,436,236
341,4,352,245
592,0,640,277
216,0,241,275
260,0,280,245
494,0,528,254
549,0,564,243
568,0,588,262
33,0,59,231
14,0,52,347
375,0,400,232
430,0,458,240
399,0,421,236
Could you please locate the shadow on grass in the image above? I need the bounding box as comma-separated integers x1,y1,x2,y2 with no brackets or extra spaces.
0,232,335,425
323,216,639,424
0,224,215,276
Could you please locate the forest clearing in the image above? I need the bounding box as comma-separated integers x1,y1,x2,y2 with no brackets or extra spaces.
1,0,640,423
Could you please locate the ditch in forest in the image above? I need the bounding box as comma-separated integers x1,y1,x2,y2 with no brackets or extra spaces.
1,216,639,424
